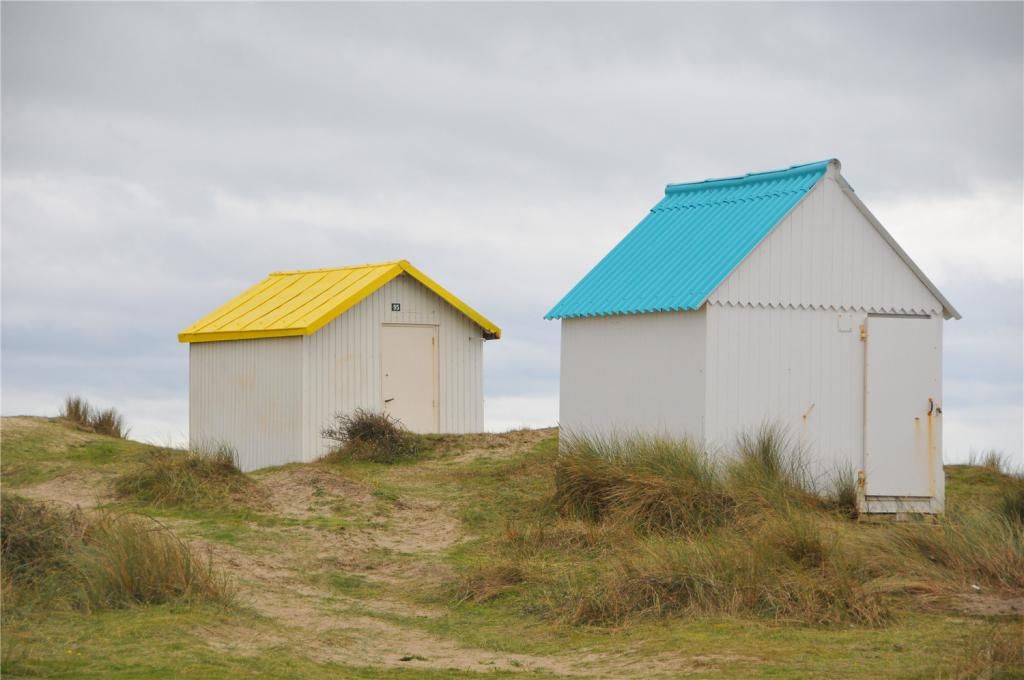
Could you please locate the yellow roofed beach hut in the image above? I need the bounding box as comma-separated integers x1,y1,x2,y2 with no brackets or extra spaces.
180,260,500,471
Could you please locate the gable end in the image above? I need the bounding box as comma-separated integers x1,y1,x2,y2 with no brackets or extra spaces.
708,165,958,319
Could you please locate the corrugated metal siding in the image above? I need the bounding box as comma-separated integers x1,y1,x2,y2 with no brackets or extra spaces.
546,161,830,319
302,274,484,459
708,176,944,315
560,310,706,441
189,338,303,471
703,304,868,486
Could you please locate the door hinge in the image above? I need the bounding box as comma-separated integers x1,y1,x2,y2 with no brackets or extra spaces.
859,324,867,341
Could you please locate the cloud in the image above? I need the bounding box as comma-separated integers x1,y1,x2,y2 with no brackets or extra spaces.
871,186,1024,285
2,2,1021,467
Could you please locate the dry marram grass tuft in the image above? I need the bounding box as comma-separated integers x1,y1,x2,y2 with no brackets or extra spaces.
458,426,1024,628
1,495,233,616
113,443,259,509
59,395,129,439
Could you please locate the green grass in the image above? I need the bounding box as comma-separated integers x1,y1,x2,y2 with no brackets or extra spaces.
457,431,1023,628
946,464,1020,506
1,418,143,487
113,445,259,510
122,505,364,549
2,606,515,679
2,417,1021,678
9,607,1007,679
407,603,1014,678
2,494,234,617
423,433,1022,674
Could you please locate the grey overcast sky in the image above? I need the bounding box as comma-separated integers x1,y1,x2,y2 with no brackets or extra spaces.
2,2,1022,464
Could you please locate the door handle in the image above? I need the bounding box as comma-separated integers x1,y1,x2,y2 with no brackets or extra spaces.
384,398,394,404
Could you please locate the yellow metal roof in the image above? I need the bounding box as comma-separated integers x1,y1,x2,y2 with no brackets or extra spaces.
178,260,501,343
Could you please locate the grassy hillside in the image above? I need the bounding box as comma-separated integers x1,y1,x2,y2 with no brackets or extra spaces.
2,416,1022,678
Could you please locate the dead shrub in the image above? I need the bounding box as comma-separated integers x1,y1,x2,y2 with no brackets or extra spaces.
321,409,421,464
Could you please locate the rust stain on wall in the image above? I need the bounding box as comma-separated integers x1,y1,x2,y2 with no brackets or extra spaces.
926,411,936,497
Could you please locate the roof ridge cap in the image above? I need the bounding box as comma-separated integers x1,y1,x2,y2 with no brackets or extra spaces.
269,261,404,276
665,159,835,194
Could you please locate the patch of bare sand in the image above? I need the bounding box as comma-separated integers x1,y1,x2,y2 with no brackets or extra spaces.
12,470,113,509
257,466,463,558
375,497,461,553
198,536,578,675
257,466,375,520
184,457,591,674
955,593,1024,617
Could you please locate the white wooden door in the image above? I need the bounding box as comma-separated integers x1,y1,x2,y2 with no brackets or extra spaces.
864,316,941,497
381,324,438,433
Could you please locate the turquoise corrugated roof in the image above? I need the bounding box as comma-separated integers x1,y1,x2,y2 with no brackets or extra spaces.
545,160,833,320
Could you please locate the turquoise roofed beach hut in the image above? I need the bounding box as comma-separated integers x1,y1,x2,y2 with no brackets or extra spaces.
547,160,959,514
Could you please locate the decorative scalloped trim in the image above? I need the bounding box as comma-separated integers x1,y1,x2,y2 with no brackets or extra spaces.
706,300,941,315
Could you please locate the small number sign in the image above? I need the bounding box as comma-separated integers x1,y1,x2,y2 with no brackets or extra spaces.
391,303,401,312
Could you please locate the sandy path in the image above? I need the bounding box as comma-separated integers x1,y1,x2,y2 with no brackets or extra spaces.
6,424,727,677
196,464,583,675
12,470,114,509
